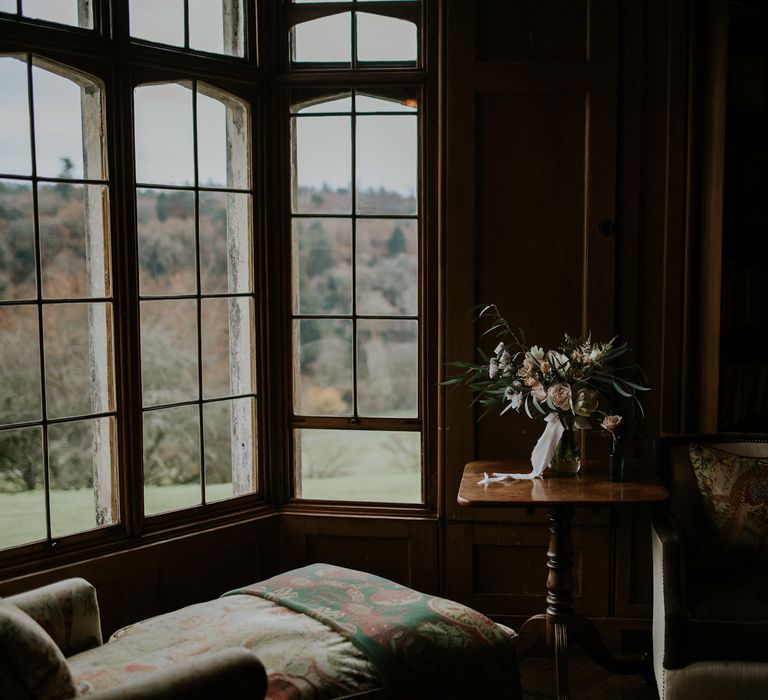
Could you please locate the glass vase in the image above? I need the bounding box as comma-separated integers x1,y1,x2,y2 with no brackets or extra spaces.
609,438,624,482
550,428,581,475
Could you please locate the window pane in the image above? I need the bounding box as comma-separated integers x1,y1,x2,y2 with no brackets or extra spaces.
141,299,198,406
0,305,41,425
293,218,352,315
293,319,353,416
0,426,45,549
203,397,256,501
189,0,245,57
197,92,227,187
196,88,249,190
39,183,110,299
143,405,201,515
292,116,351,214
293,95,352,114
134,83,194,186
0,179,36,301
0,0,16,12
295,429,421,503
357,13,417,62
357,320,418,417
49,417,117,538
356,115,417,215
356,219,417,316
292,13,351,63
43,303,113,419
202,297,255,399
137,188,196,296
32,62,103,180
199,191,252,294
130,0,184,46
356,93,417,113
23,0,92,28
0,55,32,176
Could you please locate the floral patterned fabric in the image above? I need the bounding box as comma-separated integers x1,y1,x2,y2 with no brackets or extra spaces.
227,564,521,699
690,443,768,561
8,577,102,657
0,598,78,700
68,593,381,699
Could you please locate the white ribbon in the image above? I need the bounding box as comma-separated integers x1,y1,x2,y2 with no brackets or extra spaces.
477,413,566,484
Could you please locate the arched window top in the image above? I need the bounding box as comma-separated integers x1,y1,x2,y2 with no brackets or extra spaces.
133,80,249,189
0,53,105,181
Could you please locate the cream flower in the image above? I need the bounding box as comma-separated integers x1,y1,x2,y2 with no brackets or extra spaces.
488,358,499,379
529,345,545,361
572,388,599,417
547,382,572,409
494,342,505,356
601,415,622,432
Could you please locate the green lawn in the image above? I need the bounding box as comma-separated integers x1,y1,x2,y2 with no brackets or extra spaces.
0,473,421,551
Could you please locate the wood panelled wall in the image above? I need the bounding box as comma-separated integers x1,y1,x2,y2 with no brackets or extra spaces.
0,0,699,651
442,0,695,647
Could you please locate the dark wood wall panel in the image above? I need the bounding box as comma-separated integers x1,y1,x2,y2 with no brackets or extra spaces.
476,0,588,62
445,522,610,620
280,515,439,594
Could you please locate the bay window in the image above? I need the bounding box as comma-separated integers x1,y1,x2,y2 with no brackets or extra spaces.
0,0,433,562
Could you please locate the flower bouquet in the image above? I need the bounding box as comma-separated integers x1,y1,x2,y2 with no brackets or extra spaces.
446,305,649,483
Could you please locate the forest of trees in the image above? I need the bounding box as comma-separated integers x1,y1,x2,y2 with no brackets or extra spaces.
1,179,419,505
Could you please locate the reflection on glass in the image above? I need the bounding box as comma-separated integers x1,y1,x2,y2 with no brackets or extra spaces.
356,219,418,316
141,299,198,406
295,429,421,503
189,0,244,57
356,115,417,215
49,417,117,537
0,305,41,425
0,55,32,176
356,93,417,113
32,62,99,180
294,319,353,416
202,297,255,399
137,188,196,296
293,95,352,114
293,218,352,315
44,303,113,419
292,13,351,63
0,180,36,300
357,13,417,62
357,320,418,417
199,191,253,294
134,83,194,186
143,405,201,515
23,0,92,28
39,184,110,299
0,426,45,549
130,0,184,46
203,398,257,501
292,116,351,214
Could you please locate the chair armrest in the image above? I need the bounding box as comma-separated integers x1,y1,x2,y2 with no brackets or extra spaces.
83,648,268,700
7,577,102,656
651,511,687,669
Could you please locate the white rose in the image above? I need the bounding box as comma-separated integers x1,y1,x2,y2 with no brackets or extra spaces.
547,382,572,409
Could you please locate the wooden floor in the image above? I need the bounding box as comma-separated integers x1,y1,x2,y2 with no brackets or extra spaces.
520,649,659,699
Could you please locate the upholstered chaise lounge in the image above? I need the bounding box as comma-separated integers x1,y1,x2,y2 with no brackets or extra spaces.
1,563,521,699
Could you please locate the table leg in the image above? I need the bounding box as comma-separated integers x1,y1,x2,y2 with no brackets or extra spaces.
517,505,648,698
